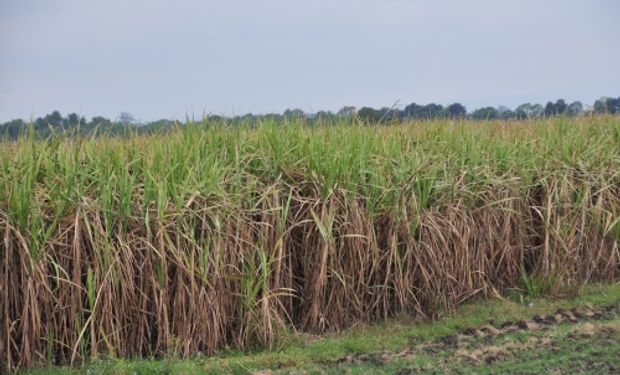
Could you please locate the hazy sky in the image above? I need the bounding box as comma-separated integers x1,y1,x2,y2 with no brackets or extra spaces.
1,0,619,122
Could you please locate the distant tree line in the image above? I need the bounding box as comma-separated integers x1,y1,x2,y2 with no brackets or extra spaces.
326,96,618,122
1,97,619,140
0,111,179,140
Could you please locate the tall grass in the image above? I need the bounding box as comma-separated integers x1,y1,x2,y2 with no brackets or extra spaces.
1,116,619,369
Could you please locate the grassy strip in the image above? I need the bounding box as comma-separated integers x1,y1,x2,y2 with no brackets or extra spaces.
295,320,620,374
20,283,620,374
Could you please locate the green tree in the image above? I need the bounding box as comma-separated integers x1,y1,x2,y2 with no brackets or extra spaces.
422,103,445,119
607,98,620,114
119,112,135,124
594,98,607,114
337,106,356,117
283,109,304,119
544,102,556,117
357,107,381,123
515,103,533,119
446,103,466,118
403,103,424,119
566,101,583,117
554,99,567,114
0,118,26,139
472,107,498,120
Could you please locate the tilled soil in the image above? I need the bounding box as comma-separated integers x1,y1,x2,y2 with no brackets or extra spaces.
287,302,620,374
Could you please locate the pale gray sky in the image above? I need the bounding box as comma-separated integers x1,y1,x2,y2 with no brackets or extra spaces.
1,0,619,121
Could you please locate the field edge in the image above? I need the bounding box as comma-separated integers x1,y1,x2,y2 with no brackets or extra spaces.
18,282,620,375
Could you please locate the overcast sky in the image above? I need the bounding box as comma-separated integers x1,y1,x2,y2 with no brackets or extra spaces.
1,0,619,122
